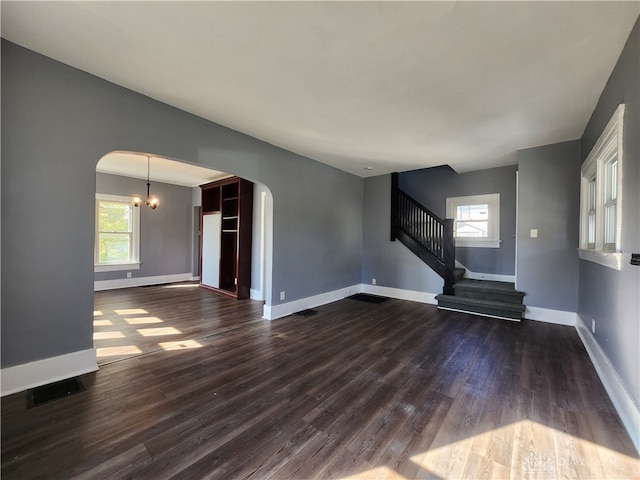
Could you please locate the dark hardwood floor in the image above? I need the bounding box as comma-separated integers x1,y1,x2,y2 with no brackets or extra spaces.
2,285,639,479
92,282,265,364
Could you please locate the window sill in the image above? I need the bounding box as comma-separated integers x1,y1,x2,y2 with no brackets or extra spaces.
455,239,501,249
95,262,141,273
578,249,622,270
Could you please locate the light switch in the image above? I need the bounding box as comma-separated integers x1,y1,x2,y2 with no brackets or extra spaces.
530,229,538,238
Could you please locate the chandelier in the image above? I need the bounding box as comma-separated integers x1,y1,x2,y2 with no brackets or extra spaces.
133,156,159,209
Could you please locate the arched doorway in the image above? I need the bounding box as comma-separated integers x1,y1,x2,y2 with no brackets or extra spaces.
93,151,273,363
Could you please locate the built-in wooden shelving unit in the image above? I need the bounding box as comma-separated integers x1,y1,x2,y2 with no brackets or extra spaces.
200,177,253,299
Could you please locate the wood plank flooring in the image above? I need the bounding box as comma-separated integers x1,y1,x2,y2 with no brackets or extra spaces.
92,283,264,364
2,285,639,479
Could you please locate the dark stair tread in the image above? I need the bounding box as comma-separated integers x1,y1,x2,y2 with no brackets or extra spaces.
435,294,526,312
452,279,525,306
454,278,521,292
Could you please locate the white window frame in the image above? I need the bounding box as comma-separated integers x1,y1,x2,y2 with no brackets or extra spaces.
579,104,624,270
95,193,141,272
446,193,501,248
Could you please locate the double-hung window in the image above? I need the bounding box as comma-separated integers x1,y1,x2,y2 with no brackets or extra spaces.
446,193,500,248
579,104,624,270
95,194,140,272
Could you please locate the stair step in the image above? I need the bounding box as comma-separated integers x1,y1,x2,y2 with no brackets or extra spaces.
435,294,525,320
453,268,466,283
453,279,525,304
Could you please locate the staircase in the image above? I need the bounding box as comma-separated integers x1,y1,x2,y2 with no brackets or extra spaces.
435,279,526,321
391,173,456,294
390,173,526,321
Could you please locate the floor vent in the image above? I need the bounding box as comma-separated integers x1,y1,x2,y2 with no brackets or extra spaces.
348,293,388,304
295,309,319,317
27,377,85,408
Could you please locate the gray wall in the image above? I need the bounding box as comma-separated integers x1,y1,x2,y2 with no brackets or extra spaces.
578,17,640,406
361,174,443,293
516,140,581,312
1,40,363,368
95,173,193,281
399,165,518,275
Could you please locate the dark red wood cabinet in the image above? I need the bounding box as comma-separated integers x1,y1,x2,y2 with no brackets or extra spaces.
200,177,253,299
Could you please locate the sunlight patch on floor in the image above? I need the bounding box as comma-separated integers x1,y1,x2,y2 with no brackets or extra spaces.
115,308,148,315
96,345,143,357
93,331,125,340
93,296,207,363
407,420,640,480
136,327,182,337
158,339,204,351
93,319,113,326
125,316,164,325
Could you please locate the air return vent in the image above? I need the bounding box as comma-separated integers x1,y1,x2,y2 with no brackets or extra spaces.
348,293,388,304
27,377,85,408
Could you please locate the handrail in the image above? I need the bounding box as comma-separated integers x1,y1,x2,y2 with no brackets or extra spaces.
391,173,455,294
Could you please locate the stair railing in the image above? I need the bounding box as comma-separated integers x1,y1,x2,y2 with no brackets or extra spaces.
391,173,455,295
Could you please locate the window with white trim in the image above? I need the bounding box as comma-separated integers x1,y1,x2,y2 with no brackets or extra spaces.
579,104,624,270
446,194,500,248
95,194,140,272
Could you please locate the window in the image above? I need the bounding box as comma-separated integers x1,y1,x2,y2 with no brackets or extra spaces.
95,194,140,272
579,104,624,270
603,154,618,248
446,193,500,248
587,177,597,248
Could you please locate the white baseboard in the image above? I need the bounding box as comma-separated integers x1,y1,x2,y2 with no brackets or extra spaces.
524,306,577,326
262,283,581,328
263,284,439,320
263,285,361,320
1,348,98,397
269,283,576,328
364,285,578,327
250,288,264,301
94,273,194,291
575,314,640,454
360,284,438,305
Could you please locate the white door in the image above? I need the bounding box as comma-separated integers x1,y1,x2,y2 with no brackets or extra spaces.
515,171,519,289
202,213,221,288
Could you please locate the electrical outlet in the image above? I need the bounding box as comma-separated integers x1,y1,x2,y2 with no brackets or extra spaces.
372,278,377,285
280,291,286,301
530,229,538,238
592,319,596,334
127,272,132,279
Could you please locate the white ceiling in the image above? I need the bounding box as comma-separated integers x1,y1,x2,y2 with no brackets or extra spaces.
97,152,230,187
2,2,639,178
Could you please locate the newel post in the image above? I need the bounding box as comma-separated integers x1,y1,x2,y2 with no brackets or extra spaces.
390,172,399,241
442,218,455,295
